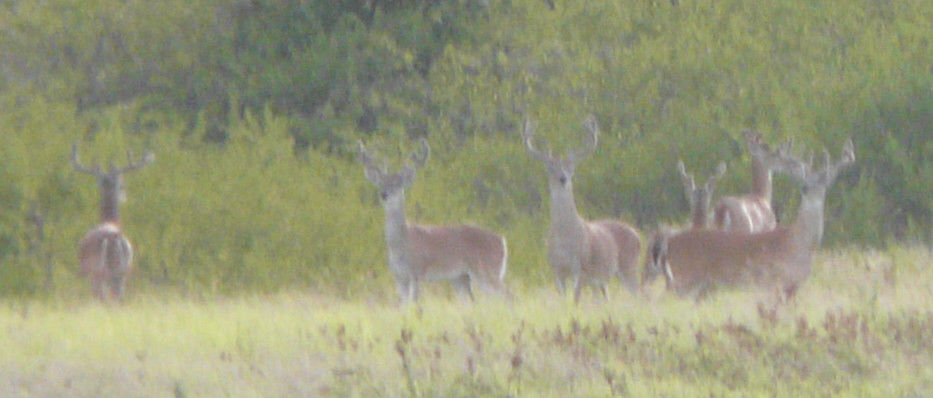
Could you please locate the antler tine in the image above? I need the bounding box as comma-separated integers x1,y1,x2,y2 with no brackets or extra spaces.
711,162,727,181
823,138,856,180
522,116,551,162
70,142,104,177
759,136,810,183
410,137,430,169
676,160,696,202
115,148,154,174
357,140,384,172
569,114,599,163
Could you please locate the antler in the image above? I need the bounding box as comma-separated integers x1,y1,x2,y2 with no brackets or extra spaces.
759,136,855,185
568,115,599,163
706,162,727,190
522,116,551,163
676,160,696,200
821,138,855,181
410,138,430,170
111,149,154,175
357,140,387,183
743,130,765,160
72,142,154,177
71,142,104,177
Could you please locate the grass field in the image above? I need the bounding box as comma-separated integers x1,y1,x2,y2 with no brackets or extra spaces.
2,245,931,397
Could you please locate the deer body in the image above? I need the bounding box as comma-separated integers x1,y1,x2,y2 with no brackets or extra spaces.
646,138,854,299
79,222,133,299
72,143,153,301
713,131,777,233
361,139,508,304
525,116,641,301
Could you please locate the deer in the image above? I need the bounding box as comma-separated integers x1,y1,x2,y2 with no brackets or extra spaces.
523,115,642,302
712,130,777,233
677,160,726,229
644,136,855,300
71,142,154,301
358,138,509,305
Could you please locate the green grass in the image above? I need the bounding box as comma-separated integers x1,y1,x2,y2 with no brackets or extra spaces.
2,246,930,397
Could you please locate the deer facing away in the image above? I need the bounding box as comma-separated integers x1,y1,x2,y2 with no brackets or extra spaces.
713,131,777,233
359,138,508,305
523,115,642,302
72,143,154,301
645,136,855,299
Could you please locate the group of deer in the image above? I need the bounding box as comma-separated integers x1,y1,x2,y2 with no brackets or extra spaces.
358,116,854,305
72,115,853,304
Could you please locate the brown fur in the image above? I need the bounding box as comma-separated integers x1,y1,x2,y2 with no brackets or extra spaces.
79,223,133,300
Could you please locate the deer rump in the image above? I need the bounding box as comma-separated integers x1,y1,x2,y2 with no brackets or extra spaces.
79,224,133,289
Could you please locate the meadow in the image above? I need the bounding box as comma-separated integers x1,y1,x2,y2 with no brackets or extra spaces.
1,0,932,396
2,246,930,397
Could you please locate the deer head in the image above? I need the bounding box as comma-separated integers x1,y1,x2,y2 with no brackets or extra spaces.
754,137,855,200
677,160,726,223
522,115,599,189
359,138,430,201
71,142,154,222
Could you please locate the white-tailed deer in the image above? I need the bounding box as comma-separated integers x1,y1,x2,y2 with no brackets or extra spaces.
523,115,642,301
645,137,855,299
72,143,154,301
713,131,777,232
677,160,726,229
359,138,508,305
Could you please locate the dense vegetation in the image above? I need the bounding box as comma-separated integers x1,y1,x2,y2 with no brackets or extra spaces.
0,0,931,297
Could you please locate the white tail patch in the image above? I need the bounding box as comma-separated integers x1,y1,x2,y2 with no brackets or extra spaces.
499,236,508,282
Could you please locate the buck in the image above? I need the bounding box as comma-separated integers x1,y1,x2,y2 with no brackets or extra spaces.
72,143,154,301
523,115,642,301
644,137,855,299
713,131,777,232
359,138,508,304
677,160,726,229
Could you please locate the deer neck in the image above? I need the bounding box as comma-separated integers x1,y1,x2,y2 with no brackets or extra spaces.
100,187,121,225
751,158,772,201
789,190,826,251
382,192,409,249
548,181,586,236
690,203,709,229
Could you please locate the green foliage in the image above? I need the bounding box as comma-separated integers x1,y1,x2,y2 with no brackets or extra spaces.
0,0,932,296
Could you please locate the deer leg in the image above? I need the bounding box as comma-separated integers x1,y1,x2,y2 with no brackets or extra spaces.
93,278,107,301
597,284,610,301
97,239,110,301
410,279,421,302
395,277,414,305
451,274,475,301
554,273,566,295
109,238,129,300
572,276,583,303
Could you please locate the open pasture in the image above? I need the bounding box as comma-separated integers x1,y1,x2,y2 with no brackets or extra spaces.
2,246,930,397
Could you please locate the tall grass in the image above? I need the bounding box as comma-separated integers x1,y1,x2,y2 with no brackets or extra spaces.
1,246,930,396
